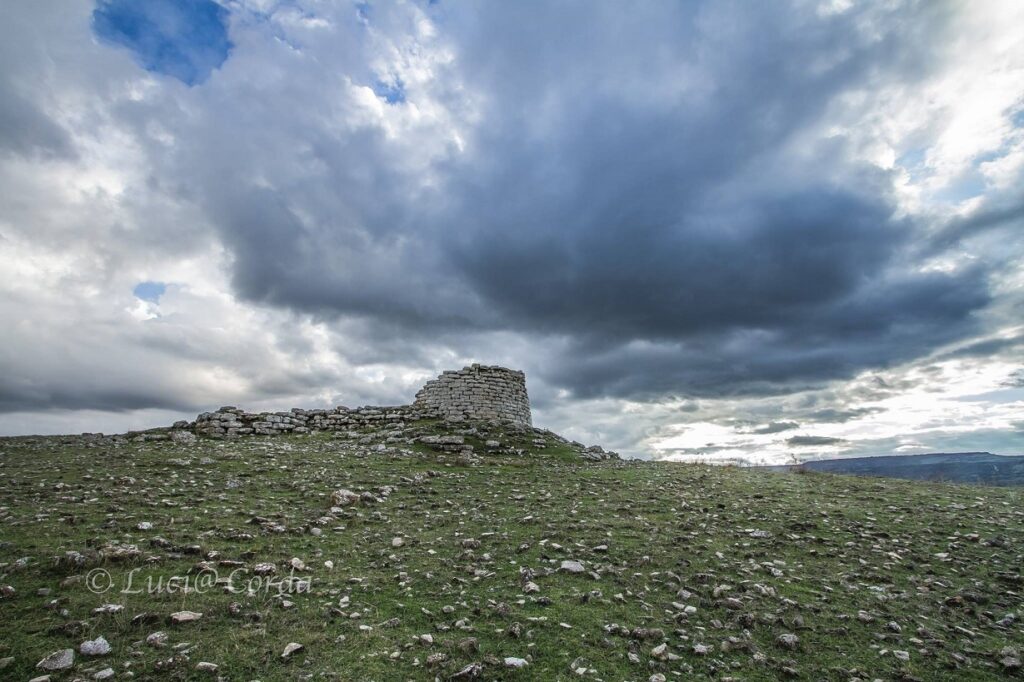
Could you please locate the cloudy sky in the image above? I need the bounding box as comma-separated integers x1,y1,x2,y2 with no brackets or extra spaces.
1,0,1022,462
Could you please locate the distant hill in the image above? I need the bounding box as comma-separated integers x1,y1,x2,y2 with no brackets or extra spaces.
760,451,1024,486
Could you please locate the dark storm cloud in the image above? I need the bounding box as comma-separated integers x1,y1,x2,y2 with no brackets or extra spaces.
660,444,750,457
928,197,1024,253
748,421,801,435
455,190,900,339
806,407,886,423
787,435,846,446
944,334,1024,361
131,2,997,402
534,265,989,399
0,85,75,158
0,383,192,414
212,185,482,330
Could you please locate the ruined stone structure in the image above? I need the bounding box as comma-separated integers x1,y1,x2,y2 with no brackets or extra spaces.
413,364,532,426
178,364,532,439
190,404,427,439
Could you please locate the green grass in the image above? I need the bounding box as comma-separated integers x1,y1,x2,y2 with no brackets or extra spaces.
0,422,1021,680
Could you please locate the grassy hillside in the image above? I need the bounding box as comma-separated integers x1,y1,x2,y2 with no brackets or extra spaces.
1,420,1021,680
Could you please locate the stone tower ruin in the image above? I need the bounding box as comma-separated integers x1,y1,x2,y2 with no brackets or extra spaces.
413,364,532,427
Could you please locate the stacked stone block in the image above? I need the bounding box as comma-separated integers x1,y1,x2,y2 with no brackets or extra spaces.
412,364,532,426
192,405,427,439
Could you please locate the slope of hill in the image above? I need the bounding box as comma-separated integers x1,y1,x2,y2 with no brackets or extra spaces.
0,419,1022,680
762,452,1024,486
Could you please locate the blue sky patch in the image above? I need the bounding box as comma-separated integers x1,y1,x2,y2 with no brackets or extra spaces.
92,0,232,86
133,281,166,303
896,147,926,170
373,78,406,104
939,170,988,204
356,1,371,24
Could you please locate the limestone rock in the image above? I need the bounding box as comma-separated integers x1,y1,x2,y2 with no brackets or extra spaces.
80,636,111,656
37,649,74,671
146,631,168,647
170,610,203,624
169,430,197,445
331,489,360,507
776,633,799,650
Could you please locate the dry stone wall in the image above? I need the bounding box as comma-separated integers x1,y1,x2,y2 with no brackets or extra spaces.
413,364,532,426
177,364,532,439
191,404,428,439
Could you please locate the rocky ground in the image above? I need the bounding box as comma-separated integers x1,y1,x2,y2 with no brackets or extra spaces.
0,418,1021,681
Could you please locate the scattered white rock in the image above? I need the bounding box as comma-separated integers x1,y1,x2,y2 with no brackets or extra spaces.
331,489,360,507
80,636,111,656
452,662,484,678
776,633,799,650
170,610,203,624
92,604,123,614
146,631,169,647
560,560,585,574
652,643,681,661
37,649,74,671
169,430,197,445
282,642,304,658
504,656,529,668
